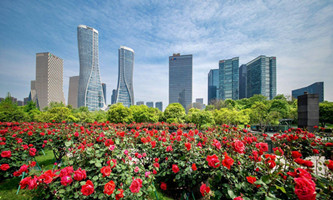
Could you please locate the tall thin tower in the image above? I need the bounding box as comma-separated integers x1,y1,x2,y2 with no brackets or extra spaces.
77,25,105,110
116,46,134,107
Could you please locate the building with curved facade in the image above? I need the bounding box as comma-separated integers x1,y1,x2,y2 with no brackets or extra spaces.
77,25,105,110
116,46,134,107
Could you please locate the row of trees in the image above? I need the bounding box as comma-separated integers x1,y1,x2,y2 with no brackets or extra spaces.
0,94,332,128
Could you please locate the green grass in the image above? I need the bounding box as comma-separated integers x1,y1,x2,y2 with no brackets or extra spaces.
0,149,55,200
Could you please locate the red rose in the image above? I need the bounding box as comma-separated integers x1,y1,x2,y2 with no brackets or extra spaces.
74,168,86,181
129,178,143,193
151,141,156,148
154,162,160,168
267,160,276,169
39,170,56,184
1,150,11,158
19,164,29,174
172,164,179,173
312,149,319,154
0,164,10,171
207,154,220,168
246,176,256,184
59,166,74,177
292,151,302,159
233,140,245,154
192,163,197,171
234,197,244,200
116,189,124,200
200,184,210,196
326,160,333,171
160,182,167,190
29,148,36,156
222,153,234,170
81,180,94,196
255,143,268,152
28,176,38,190
104,180,116,195
294,177,316,200
20,177,31,189
185,142,191,151
101,166,111,177
61,175,73,186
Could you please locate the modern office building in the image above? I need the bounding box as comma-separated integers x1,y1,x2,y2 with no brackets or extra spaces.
111,89,117,104
35,52,65,109
246,55,276,100
219,57,239,100
136,101,144,105
169,53,192,110
77,25,105,111
208,69,219,104
239,64,247,99
102,83,106,104
24,97,29,105
68,76,79,108
28,80,38,107
292,82,324,102
17,100,24,106
146,101,154,108
155,101,163,111
116,46,135,107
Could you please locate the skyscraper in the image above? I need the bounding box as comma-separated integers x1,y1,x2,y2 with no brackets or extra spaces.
136,101,144,105
29,80,38,107
155,101,163,111
68,76,79,108
219,57,239,100
35,52,65,109
239,64,247,99
169,53,192,110
77,25,105,110
111,89,117,104
246,56,276,100
116,46,134,107
292,82,324,102
102,83,106,104
146,102,154,108
208,69,219,104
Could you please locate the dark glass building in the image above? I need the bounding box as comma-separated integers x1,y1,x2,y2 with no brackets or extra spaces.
102,83,106,104
239,64,247,99
146,102,154,108
246,55,276,100
219,57,239,100
292,82,324,102
155,101,163,111
111,89,117,104
169,53,192,110
208,69,219,104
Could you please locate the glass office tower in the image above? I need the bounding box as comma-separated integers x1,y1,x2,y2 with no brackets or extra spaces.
169,53,192,110
239,64,247,99
292,82,324,102
219,57,239,100
246,56,276,100
208,69,219,104
77,25,105,110
116,46,134,107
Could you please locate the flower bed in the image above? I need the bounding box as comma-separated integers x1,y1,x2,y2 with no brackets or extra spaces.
1,122,332,199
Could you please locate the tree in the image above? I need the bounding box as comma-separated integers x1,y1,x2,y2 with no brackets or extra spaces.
164,103,186,123
249,102,279,133
130,105,159,123
269,99,289,119
319,102,333,127
0,93,28,122
186,108,215,128
107,103,133,123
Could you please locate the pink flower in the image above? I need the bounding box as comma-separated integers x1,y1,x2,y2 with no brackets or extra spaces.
129,178,143,193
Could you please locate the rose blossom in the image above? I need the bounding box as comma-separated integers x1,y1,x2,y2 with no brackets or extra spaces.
129,178,143,193
81,180,94,196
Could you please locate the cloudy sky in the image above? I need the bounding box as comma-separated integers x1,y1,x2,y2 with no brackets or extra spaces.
0,0,332,108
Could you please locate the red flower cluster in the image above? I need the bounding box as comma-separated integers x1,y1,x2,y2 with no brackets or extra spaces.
200,183,210,196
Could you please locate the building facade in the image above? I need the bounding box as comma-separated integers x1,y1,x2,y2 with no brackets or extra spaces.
116,46,134,107
136,101,144,105
246,55,276,100
155,101,163,111
68,76,79,108
239,64,247,99
146,102,154,108
169,53,192,110
292,82,324,102
35,52,65,109
111,89,117,104
102,83,106,104
208,69,219,104
77,25,105,110
219,57,239,100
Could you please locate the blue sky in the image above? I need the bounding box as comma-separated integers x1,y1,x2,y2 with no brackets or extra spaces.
0,0,332,107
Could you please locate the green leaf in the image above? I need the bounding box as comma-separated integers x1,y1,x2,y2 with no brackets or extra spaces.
262,175,271,184
58,189,65,194
65,141,72,147
227,189,236,198
95,162,102,168
92,176,98,181
275,185,286,194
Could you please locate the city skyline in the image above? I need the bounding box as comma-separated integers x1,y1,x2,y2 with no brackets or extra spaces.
1,0,333,108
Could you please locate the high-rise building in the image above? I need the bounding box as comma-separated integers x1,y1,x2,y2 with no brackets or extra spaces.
116,46,134,107
24,97,29,105
136,101,144,105
169,53,192,110
239,64,247,99
35,52,65,109
17,100,24,106
219,57,239,100
155,101,163,111
102,83,106,104
208,69,219,104
111,89,117,104
146,102,154,108
77,25,105,111
292,82,324,102
246,56,276,100
28,80,38,107
68,76,79,108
